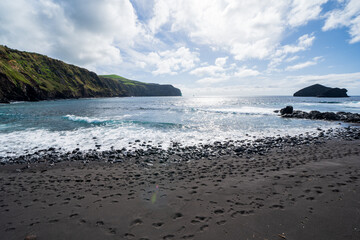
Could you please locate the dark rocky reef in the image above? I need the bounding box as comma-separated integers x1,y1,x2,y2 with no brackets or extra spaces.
0,45,181,102
294,84,348,98
278,106,360,123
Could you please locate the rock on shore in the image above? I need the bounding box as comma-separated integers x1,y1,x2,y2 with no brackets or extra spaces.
279,106,360,123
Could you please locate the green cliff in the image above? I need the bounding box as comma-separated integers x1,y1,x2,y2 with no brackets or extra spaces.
99,75,182,97
0,45,181,103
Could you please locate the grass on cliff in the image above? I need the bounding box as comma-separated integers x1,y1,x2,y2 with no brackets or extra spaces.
0,45,179,100
100,74,148,86
0,45,114,97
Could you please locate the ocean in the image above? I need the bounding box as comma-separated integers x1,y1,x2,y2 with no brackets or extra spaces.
1,96,360,157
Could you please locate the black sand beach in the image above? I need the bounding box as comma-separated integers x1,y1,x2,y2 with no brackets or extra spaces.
1,127,360,240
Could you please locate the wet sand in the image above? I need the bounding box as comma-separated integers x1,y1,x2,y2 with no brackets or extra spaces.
1,139,360,240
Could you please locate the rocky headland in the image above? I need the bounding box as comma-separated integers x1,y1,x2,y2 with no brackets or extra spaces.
0,45,181,103
293,84,348,98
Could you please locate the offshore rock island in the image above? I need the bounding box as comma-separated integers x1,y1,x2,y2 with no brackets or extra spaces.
0,45,181,103
293,84,349,98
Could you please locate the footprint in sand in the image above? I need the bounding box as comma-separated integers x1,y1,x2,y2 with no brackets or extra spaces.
270,204,284,209
182,234,195,239
214,209,224,214
163,234,175,239
191,219,200,224
29,221,40,226
96,220,104,226
152,222,164,228
124,233,135,239
130,218,143,226
195,216,207,222
108,228,116,234
217,220,226,225
231,210,254,218
199,224,209,232
173,213,183,220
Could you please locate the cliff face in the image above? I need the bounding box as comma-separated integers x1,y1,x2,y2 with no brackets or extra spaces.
293,84,348,98
0,46,181,102
99,75,181,97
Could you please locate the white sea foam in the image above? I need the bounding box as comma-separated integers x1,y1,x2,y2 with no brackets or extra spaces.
0,121,342,157
64,115,110,124
338,101,360,108
64,114,132,124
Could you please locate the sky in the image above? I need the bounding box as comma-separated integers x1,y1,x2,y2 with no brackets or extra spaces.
0,0,360,96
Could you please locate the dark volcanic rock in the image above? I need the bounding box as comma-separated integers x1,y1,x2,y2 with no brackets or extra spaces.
280,106,293,115
279,106,359,123
0,98,10,104
294,84,348,98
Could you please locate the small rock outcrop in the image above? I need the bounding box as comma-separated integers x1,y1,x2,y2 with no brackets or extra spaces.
294,84,348,98
280,106,293,115
278,106,360,123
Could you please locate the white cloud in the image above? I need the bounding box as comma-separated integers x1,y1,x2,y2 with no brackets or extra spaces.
234,67,261,78
287,0,328,27
190,57,231,77
323,0,360,43
190,57,230,77
143,47,200,75
276,34,315,56
285,56,322,71
0,0,144,69
285,56,300,62
191,57,259,85
190,65,225,77
149,0,327,61
268,33,316,71
215,57,228,67
286,61,317,71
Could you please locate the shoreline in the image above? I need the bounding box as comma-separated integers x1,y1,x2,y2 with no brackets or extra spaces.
1,124,359,165
1,127,360,239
